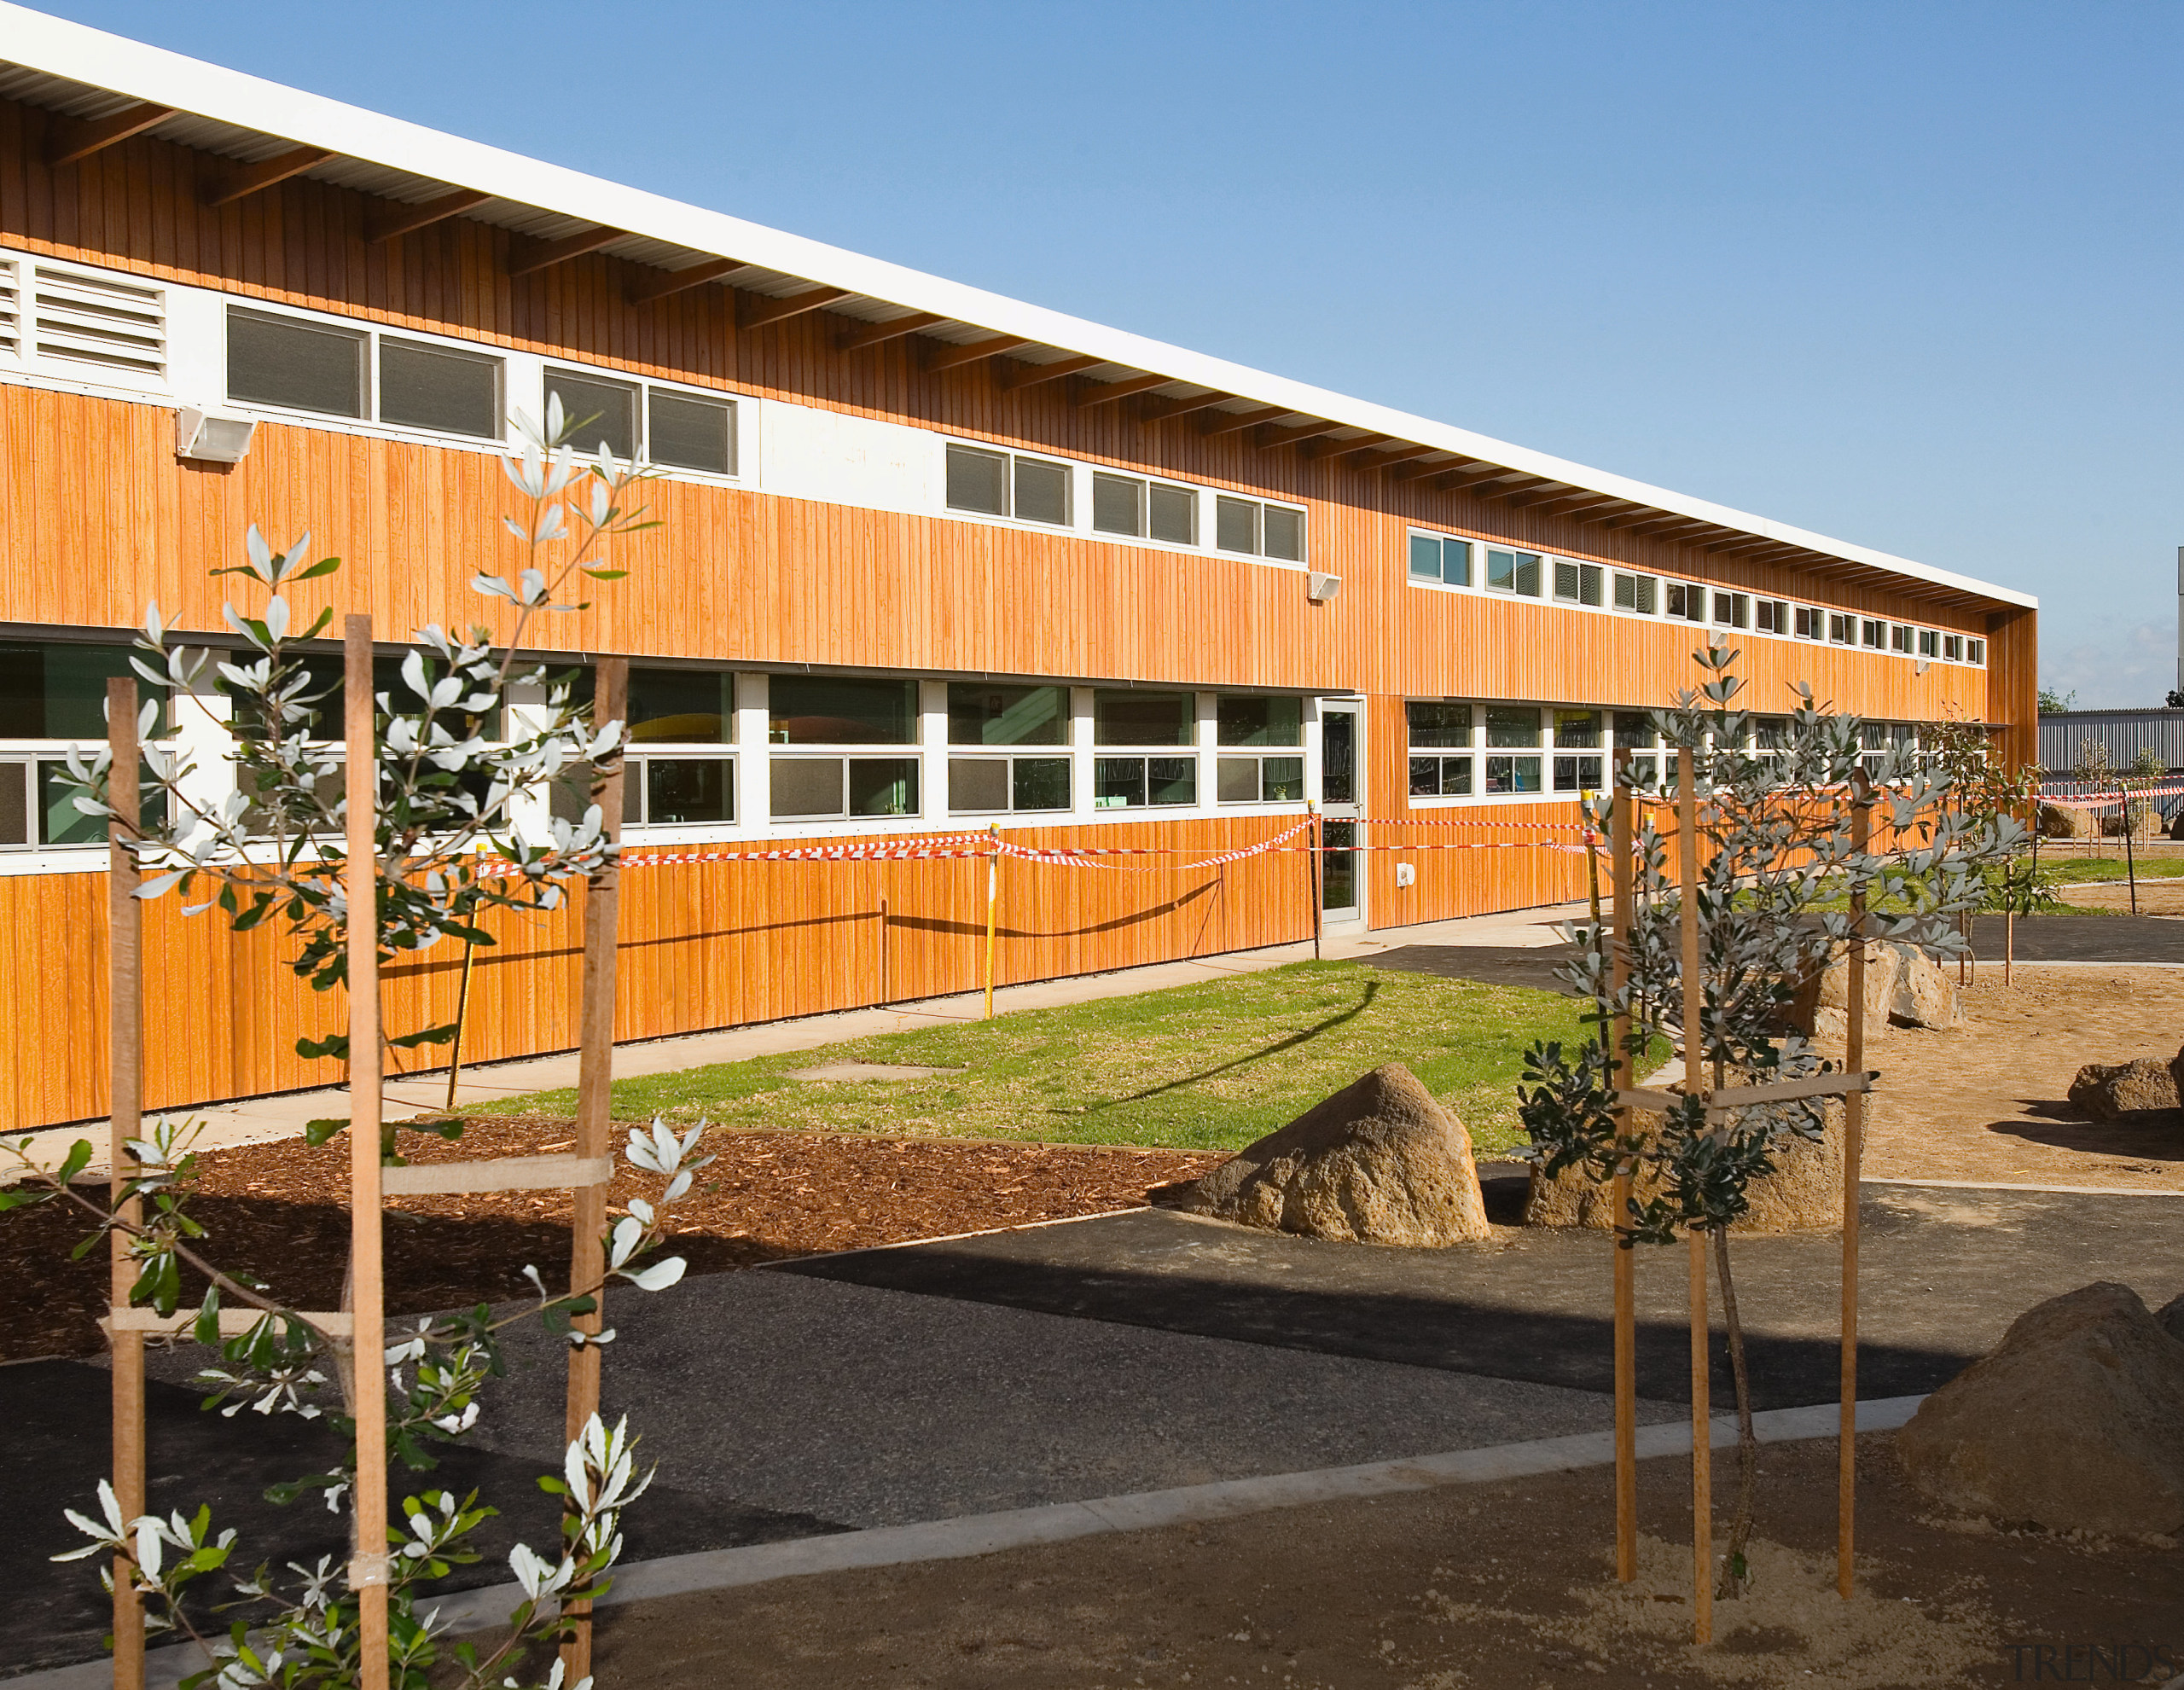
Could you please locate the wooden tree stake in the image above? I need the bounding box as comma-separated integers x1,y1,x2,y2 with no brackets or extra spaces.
1840,772,1871,1599
107,677,147,1690
443,938,478,1112
1310,802,1324,961
563,656,626,1686
1676,747,1711,1646
1299,802,1319,954
343,617,392,1690
1609,754,1637,1583
984,822,1002,1019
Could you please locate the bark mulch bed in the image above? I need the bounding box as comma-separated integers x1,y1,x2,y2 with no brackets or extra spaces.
5,1117,1223,1362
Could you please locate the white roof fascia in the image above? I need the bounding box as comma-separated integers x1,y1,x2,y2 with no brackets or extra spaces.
0,3,2036,613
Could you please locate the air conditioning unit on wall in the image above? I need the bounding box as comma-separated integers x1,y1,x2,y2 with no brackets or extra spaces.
176,406,257,464
1306,572,1341,603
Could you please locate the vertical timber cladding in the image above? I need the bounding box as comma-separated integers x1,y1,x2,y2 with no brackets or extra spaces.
0,100,2027,1128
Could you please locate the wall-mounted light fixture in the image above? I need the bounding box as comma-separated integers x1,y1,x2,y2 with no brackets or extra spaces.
176,406,257,464
1306,572,1341,603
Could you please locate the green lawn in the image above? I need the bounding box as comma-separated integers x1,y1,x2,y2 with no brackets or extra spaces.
501,961,1595,1157
2033,851,2184,885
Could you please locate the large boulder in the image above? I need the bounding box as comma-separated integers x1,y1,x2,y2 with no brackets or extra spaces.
1525,1095,1850,1234
1783,941,1956,1041
1896,1282,2184,1538
1153,1063,1490,1246
2038,801,2096,839
2160,1295,2184,1345
2068,1058,2181,1119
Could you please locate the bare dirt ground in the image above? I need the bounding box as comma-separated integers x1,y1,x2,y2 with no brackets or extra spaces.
2058,878,2184,916
1864,964,2184,1192
591,1432,2182,1690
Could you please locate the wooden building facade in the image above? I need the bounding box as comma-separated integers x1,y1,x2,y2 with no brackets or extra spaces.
0,9,2037,1130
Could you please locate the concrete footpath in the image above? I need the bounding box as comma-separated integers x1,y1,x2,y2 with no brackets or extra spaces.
8,904,1585,1175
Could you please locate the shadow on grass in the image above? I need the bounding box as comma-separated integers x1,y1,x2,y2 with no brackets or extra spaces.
1073,980,1381,1114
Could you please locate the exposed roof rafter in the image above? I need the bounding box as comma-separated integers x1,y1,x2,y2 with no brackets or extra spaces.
997,353,1103,392
1073,372,1170,407
1386,456,1477,483
366,187,491,244
1253,417,1345,449
923,333,1034,372
1199,406,1290,436
44,100,173,167
202,143,331,206
1353,444,1442,472
738,285,853,331
835,311,949,351
1140,392,1235,424
507,224,625,277
627,255,743,305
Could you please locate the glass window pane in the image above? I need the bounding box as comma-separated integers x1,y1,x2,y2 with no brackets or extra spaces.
545,369,638,462
948,757,1010,813
378,338,500,438
1093,756,1147,809
38,758,103,845
1014,458,1069,526
949,682,1068,746
1093,689,1194,746
849,758,920,816
1580,564,1603,607
1262,506,1304,561
1409,755,1441,797
847,764,917,825
623,764,644,826
629,667,733,744
1634,575,1658,614
1148,756,1197,805
1148,484,1196,545
1553,754,1604,793
1554,560,1581,601
1091,473,1144,537
945,444,1008,515
645,758,734,823
1262,756,1304,801
770,758,844,818
1441,538,1472,587
1217,694,1302,747
227,307,365,417
1406,700,1471,748
1484,754,1542,794
648,392,735,474
1409,533,1443,583
1485,706,1542,748
1217,756,1260,804
0,761,26,845
1012,757,1071,811
0,642,166,740
769,676,916,745
1215,497,1258,555
1487,549,1516,591
1614,711,1656,750
1443,755,1472,795
1513,552,1542,596
1554,710,1601,748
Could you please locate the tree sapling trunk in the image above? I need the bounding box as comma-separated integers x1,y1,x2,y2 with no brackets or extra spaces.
1712,1222,1758,1599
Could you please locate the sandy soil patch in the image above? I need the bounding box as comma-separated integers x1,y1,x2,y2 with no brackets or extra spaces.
1864,964,2184,1192
589,1433,2181,1689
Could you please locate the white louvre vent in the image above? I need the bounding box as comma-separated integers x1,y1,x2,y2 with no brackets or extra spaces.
0,256,19,358
31,263,166,383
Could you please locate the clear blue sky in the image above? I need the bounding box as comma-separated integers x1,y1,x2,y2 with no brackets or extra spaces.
35,1,2184,707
